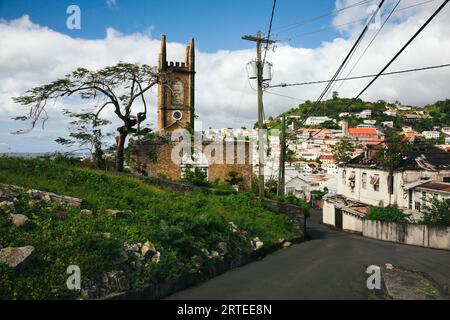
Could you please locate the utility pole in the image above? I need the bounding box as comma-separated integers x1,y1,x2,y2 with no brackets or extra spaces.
242,32,275,201
277,115,286,196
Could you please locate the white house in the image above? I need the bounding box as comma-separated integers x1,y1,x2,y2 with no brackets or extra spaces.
422,131,440,140
323,143,450,233
382,121,394,128
305,116,333,126
363,120,377,125
356,110,372,119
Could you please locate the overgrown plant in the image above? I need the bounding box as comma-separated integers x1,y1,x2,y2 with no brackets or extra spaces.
13,62,160,172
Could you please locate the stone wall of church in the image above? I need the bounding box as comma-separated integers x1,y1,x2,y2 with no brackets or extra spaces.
130,140,253,190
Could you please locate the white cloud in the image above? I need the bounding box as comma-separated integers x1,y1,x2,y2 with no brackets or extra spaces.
0,1,449,152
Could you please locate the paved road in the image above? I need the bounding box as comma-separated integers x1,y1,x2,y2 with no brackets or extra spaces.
167,210,450,300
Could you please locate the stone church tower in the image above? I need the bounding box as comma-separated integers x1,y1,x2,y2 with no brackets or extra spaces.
157,35,195,134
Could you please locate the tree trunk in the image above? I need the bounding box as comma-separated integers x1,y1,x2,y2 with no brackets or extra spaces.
115,132,127,172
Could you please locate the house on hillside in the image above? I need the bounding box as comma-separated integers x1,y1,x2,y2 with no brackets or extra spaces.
305,116,334,126
323,143,450,233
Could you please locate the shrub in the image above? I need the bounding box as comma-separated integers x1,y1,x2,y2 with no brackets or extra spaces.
420,198,450,227
366,205,412,224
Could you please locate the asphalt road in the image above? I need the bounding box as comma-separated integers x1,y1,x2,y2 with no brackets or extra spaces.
167,209,450,300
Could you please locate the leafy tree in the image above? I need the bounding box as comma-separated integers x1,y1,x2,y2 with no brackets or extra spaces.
13,62,159,172
420,198,450,227
55,110,112,168
181,165,211,188
366,205,412,224
332,138,355,164
225,171,244,186
374,129,410,168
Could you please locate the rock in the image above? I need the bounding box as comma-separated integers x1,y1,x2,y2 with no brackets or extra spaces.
106,270,130,292
123,242,139,253
386,263,395,270
152,251,161,263
201,248,210,256
0,246,34,267
118,250,129,263
27,189,82,207
210,250,219,258
229,221,238,233
0,201,15,213
252,237,264,250
276,238,285,245
9,214,30,227
217,242,228,255
192,255,203,269
101,232,112,239
283,241,292,248
80,209,92,216
81,284,99,299
106,209,124,219
141,241,157,258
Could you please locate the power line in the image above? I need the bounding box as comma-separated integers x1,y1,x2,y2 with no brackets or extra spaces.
314,0,386,105
263,0,277,67
265,90,306,102
273,0,375,35
277,0,436,42
333,0,403,94
268,63,450,88
345,0,449,109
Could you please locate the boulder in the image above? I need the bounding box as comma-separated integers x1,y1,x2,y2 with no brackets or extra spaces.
283,241,292,248
152,251,161,263
141,241,157,258
106,270,130,292
118,250,129,263
9,214,30,227
252,237,264,251
217,242,228,255
80,209,92,216
0,246,34,267
105,209,124,219
123,242,139,253
0,201,15,213
229,221,238,233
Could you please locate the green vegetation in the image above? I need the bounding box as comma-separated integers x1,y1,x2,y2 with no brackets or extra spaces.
0,157,300,299
366,205,412,224
332,138,355,164
420,198,450,227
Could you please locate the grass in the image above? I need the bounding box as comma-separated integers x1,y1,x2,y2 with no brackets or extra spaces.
0,156,300,299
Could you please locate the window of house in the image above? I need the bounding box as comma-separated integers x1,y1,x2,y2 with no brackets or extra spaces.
342,170,346,180
362,173,367,189
370,174,380,191
415,201,421,212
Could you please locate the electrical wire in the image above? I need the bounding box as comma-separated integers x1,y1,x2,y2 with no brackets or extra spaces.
314,0,386,106
277,0,436,42
263,0,277,67
345,0,449,109
268,63,450,88
273,0,375,36
333,0,403,94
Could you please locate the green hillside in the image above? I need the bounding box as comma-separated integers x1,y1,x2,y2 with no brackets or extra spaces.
0,156,299,299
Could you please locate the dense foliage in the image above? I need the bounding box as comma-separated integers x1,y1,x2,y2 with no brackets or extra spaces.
365,205,412,224
420,198,450,227
0,157,299,299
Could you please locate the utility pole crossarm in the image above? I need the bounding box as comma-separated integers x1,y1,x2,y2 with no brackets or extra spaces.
241,35,276,45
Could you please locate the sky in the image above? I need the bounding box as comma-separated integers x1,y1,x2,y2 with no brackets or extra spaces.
0,0,449,152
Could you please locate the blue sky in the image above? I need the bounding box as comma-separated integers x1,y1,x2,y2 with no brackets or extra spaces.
0,0,340,51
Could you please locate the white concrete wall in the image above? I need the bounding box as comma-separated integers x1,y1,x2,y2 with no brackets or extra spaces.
343,213,363,233
363,220,450,250
323,201,335,226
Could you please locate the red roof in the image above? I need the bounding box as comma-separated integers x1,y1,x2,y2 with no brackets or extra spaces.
320,155,334,160
348,128,377,135
417,182,450,193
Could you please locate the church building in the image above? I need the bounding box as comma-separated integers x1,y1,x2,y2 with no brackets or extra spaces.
130,35,253,190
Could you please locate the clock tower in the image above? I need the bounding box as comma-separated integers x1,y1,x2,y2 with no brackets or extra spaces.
157,35,195,135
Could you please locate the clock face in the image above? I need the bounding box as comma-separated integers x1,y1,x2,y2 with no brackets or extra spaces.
171,79,184,106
